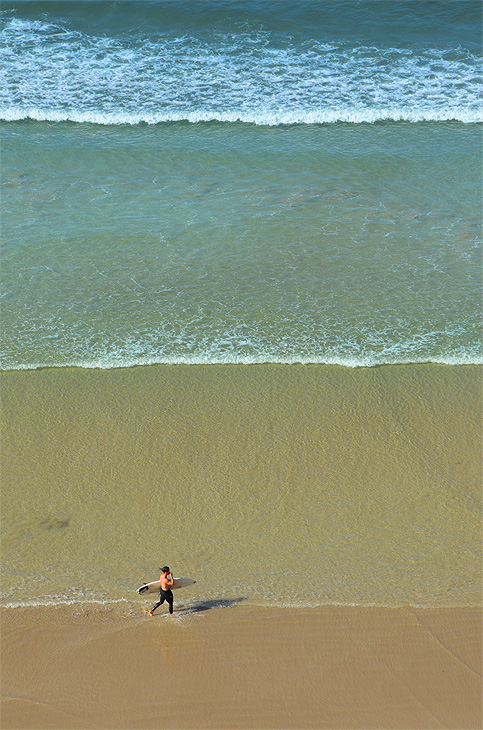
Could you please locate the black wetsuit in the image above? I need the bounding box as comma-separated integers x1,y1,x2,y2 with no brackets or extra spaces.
152,587,174,614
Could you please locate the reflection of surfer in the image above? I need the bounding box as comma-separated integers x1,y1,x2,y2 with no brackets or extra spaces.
149,566,174,616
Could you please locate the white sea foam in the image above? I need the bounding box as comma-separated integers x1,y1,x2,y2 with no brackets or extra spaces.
1,14,481,127
2,352,482,371
0,597,130,609
1,106,482,125
2,596,479,610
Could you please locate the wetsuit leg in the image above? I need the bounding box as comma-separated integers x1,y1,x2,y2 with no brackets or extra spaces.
165,589,174,614
152,588,174,614
151,591,166,614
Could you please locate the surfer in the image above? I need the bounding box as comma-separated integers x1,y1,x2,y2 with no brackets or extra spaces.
149,566,174,616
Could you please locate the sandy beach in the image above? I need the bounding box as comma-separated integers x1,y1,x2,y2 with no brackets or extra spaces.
1,604,481,729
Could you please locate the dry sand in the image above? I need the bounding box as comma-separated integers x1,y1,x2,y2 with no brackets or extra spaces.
1,604,481,730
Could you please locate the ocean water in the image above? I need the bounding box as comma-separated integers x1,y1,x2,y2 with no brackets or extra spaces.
1,1,482,612
1,0,482,369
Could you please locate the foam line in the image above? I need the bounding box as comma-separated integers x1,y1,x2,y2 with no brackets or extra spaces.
2,353,482,372
1,107,482,126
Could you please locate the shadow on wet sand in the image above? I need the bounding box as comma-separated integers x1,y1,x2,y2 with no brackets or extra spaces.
175,597,248,615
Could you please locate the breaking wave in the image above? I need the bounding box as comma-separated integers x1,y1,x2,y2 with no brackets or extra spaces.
1,14,481,127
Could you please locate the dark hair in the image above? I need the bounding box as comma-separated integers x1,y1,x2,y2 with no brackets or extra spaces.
161,566,170,573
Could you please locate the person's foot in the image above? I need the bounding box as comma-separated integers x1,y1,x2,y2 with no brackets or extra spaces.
148,609,154,616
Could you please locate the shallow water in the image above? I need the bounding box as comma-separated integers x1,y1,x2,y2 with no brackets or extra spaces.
1,364,481,609
2,121,482,369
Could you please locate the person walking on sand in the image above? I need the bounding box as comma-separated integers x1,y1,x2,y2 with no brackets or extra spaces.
149,566,174,616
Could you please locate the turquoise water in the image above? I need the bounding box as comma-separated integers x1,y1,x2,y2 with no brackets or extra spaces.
1,1,482,367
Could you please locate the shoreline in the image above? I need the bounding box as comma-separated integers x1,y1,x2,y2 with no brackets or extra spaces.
2,358,483,372
2,603,481,730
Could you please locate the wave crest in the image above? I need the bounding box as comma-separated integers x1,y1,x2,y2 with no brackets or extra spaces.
2,14,482,127
3,353,483,371
2,106,482,126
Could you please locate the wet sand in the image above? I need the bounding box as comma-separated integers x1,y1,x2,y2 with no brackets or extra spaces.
1,604,481,729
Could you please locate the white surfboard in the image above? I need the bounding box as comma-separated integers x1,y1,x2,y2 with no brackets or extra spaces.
137,577,196,595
